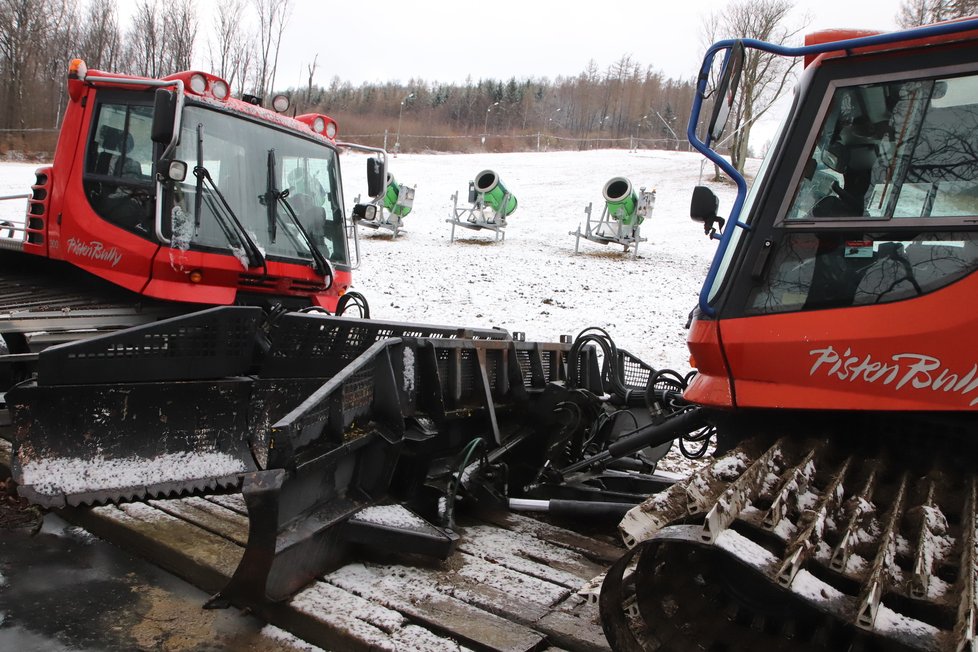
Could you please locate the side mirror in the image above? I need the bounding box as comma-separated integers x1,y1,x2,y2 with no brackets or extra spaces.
366,158,384,198
708,42,745,143
690,186,724,237
352,203,377,222
151,89,177,145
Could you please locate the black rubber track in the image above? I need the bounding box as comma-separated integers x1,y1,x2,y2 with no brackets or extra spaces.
601,537,921,652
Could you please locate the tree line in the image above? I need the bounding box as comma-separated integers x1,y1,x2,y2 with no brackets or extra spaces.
0,0,696,157
0,0,293,152
2,0,974,162
298,57,696,154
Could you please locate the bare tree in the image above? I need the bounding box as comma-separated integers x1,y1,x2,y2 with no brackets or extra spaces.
306,53,318,106
253,0,292,99
125,0,163,77
208,0,252,93
124,0,197,78
0,0,59,129
703,0,805,174
78,0,122,71
898,0,978,27
164,0,198,73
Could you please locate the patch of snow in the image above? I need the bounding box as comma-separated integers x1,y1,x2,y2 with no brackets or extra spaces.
874,604,941,644
714,529,778,567
791,568,847,602
711,454,748,480
291,581,405,634
260,624,327,651
455,554,569,606
62,525,98,544
392,624,470,652
402,347,416,392
20,451,247,497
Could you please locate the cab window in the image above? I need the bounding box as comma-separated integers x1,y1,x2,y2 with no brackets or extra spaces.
748,71,978,314
83,100,155,236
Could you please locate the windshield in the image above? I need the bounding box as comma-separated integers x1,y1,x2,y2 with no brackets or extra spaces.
168,105,347,268
705,94,795,303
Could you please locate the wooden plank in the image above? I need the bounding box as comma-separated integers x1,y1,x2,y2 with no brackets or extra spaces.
326,562,546,652
436,552,609,652
58,501,242,595
206,492,248,514
280,580,474,652
534,596,610,652
453,553,570,609
458,524,606,588
473,510,623,564
149,496,249,546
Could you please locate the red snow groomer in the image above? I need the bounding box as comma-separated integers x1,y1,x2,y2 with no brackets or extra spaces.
5,58,377,316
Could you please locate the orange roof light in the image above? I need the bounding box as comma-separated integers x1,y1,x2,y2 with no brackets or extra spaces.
68,59,88,81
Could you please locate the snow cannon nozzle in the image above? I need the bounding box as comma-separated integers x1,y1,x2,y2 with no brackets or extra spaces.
475,170,517,217
603,177,642,226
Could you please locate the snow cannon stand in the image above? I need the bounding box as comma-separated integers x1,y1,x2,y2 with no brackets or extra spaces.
352,157,415,238
570,177,653,257
446,170,517,243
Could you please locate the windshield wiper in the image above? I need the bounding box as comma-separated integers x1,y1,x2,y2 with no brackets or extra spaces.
263,149,333,285
192,124,266,273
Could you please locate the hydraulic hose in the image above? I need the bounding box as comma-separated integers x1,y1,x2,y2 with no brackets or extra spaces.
559,407,707,474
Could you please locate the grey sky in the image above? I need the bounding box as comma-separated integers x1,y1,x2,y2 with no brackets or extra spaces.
113,0,904,88
267,0,902,88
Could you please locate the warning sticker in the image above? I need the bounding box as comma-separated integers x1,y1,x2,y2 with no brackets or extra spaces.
844,240,874,258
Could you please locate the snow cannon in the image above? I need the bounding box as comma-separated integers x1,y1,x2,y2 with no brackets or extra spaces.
475,170,517,217
354,157,415,238
446,171,516,243
382,173,413,218
570,177,654,257
603,177,642,226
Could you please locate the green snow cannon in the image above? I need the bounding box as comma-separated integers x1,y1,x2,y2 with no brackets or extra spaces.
382,173,412,217
475,170,517,217
603,177,642,226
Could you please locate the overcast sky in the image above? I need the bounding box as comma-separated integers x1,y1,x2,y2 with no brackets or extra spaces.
260,0,902,89
130,0,905,89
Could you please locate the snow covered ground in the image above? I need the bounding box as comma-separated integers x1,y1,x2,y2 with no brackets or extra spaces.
341,148,745,374
0,148,746,373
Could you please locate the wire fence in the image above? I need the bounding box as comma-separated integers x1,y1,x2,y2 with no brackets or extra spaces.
0,127,694,158
341,131,694,154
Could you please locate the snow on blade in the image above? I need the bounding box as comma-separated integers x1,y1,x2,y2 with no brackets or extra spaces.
354,504,429,530
20,451,247,497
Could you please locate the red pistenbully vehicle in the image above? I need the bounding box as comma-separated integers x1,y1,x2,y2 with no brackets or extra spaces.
598,16,978,652
13,59,363,312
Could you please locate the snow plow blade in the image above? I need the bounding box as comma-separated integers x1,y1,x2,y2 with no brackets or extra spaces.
9,306,265,507
10,305,611,608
